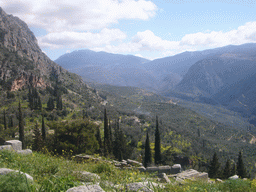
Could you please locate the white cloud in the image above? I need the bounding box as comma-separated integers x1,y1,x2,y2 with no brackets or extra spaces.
180,22,256,47
0,0,157,32
38,28,127,49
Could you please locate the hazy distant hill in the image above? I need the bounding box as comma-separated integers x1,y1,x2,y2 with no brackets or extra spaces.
54,50,161,89
173,44,256,96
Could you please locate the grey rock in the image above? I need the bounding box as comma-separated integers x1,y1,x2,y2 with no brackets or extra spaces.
0,168,33,181
125,182,153,192
215,178,223,183
66,185,104,192
158,173,171,183
170,164,181,174
73,171,100,182
17,149,33,155
127,159,143,166
229,175,239,180
158,166,171,174
137,166,146,172
146,167,159,173
4,140,22,151
0,145,13,151
176,169,208,180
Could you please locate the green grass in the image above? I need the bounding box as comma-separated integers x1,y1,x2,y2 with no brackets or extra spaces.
1,149,256,192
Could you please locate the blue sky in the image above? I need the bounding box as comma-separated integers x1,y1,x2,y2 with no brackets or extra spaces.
1,0,256,60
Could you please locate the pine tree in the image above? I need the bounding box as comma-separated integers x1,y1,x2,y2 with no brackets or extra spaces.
41,115,46,140
144,132,152,168
208,152,220,178
237,151,247,178
18,101,25,149
154,115,161,165
32,122,43,151
3,109,7,130
222,159,232,179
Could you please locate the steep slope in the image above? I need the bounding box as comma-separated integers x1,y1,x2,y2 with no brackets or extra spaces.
212,73,256,116
173,44,256,97
143,44,256,91
0,7,89,93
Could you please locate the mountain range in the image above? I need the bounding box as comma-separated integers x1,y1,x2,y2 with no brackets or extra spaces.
55,43,256,118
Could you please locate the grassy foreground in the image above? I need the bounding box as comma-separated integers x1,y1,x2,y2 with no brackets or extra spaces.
0,150,256,192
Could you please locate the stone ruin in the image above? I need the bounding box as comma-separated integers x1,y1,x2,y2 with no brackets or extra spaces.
0,140,32,154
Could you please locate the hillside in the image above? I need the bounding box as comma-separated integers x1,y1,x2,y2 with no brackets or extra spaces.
54,50,157,89
174,45,256,97
1,6,256,179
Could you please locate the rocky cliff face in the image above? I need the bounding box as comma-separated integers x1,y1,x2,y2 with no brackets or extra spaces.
0,7,83,90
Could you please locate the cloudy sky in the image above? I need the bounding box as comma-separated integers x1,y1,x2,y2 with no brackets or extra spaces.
1,0,256,60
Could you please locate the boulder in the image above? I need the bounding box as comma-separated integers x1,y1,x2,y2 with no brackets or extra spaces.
215,178,223,183
0,168,33,181
158,173,171,183
137,166,146,172
17,149,33,155
146,167,159,173
170,164,181,174
176,169,208,180
229,175,239,180
66,185,104,192
158,166,171,174
127,159,143,166
4,140,22,151
125,182,153,192
0,145,13,151
73,171,100,182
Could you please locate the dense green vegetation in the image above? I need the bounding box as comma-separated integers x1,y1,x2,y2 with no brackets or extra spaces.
1,150,256,192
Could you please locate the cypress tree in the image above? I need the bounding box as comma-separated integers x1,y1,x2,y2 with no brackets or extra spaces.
108,119,112,153
103,108,109,157
3,109,7,130
9,116,15,138
47,97,55,111
32,122,43,151
56,96,63,110
208,152,220,178
231,162,236,176
41,115,46,140
154,115,161,165
222,159,231,179
144,132,152,167
237,151,247,178
95,126,102,154
18,101,25,149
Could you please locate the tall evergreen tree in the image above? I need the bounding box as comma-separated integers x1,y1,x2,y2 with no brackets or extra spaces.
32,122,43,152
3,109,7,130
103,108,110,157
237,151,247,178
231,162,236,176
95,126,102,154
222,159,232,179
154,115,161,165
47,97,55,111
144,132,152,167
108,119,112,153
41,115,46,140
18,101,25,149
208,152,220,178
56,96,63,110
9,116,15,138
